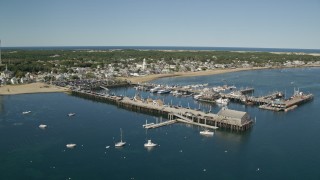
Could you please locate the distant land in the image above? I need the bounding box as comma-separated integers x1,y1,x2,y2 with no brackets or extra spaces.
2,46,320,53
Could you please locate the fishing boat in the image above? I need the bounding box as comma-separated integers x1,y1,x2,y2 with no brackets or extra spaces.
200,129,214,136
66,143,77,148
150,86,161,93
144,139,157,147
215,98,229,105
115,128,126,147
157,89,171,94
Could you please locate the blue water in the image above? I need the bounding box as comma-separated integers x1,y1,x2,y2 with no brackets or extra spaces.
1,67,320,179
3,46,320,53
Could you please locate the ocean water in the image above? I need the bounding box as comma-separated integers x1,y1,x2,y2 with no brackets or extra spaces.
0,67,320,179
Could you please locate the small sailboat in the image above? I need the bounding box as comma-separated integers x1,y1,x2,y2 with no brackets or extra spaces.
66,143,76,149
144,139,157,147
115,128,126,147
200,129,214,136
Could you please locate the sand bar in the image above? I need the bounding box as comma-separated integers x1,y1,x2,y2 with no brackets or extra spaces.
0,82,70,95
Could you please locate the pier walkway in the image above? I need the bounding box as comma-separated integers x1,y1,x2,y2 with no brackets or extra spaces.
72,90,253,131
144,120,177,129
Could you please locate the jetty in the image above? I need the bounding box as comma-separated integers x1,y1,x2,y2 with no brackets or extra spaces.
72,90,254,131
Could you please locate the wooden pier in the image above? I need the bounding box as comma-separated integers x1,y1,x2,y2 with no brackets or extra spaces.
144,120,177,129
72,90,253,132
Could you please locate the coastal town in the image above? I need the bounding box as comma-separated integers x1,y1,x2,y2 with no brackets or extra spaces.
1,49,320,86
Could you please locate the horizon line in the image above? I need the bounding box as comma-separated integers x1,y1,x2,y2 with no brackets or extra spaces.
1,45,320,51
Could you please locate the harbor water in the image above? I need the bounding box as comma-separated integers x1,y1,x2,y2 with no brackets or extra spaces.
0,67,320,179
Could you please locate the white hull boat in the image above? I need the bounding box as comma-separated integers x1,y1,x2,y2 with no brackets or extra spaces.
215,98,229,105
66,143,76,148
200,129,214,136
22,111,31,115
39,124,47,129
68,113,76,117
144,139,157,147
115,128,126,147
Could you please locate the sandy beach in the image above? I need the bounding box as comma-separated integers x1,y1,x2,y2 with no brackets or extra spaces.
123,67,268,83
0,82,70,95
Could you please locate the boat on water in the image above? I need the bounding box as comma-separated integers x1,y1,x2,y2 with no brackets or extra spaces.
157,89,171,94
39,124,47,129
115,128,126,147
193,94,203,100
200,129,214,136
144,139,157,147
215,98,229,105
68,113,76,117
22,111,31,115
150,86,161,93
66,143,77,148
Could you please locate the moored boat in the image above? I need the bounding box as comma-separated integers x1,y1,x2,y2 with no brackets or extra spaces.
200,129,214,136
157,89,171,94
115,128,126,147
39,124,47,129
68,113,76,117
22,111,31,115
215,98,229,105
144,139,157,147
66,143,77,148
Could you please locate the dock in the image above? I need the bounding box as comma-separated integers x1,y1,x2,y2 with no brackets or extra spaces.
144,120,177,129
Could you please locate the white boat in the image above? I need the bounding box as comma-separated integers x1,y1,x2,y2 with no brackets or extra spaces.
200,129,214,136
115,128,126,147
215,98,229,105
193,94,203,100
39,124,47,129
68,113,76,117
66,143,77,148
144,139,157,147
150,86,161,93
157,89,171,94
172,91,182,96
22,111,31,114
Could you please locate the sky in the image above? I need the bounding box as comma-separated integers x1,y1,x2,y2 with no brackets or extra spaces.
0,0,319,49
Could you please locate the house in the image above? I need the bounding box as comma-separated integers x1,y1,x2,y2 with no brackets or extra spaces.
10,77,18,84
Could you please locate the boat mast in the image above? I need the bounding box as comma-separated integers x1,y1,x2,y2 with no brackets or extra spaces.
120,128,123,142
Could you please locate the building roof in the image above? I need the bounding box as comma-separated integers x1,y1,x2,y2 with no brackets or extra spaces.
217,108,247,119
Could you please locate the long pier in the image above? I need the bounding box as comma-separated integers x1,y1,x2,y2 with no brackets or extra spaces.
72,90,253,131
144,120,177,129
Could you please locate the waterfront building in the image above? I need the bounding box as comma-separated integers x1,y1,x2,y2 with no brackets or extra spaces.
217,108,251,126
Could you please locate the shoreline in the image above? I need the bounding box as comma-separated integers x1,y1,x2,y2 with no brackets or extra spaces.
0,82,70,95
123,65,320,84
123,67,264,83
